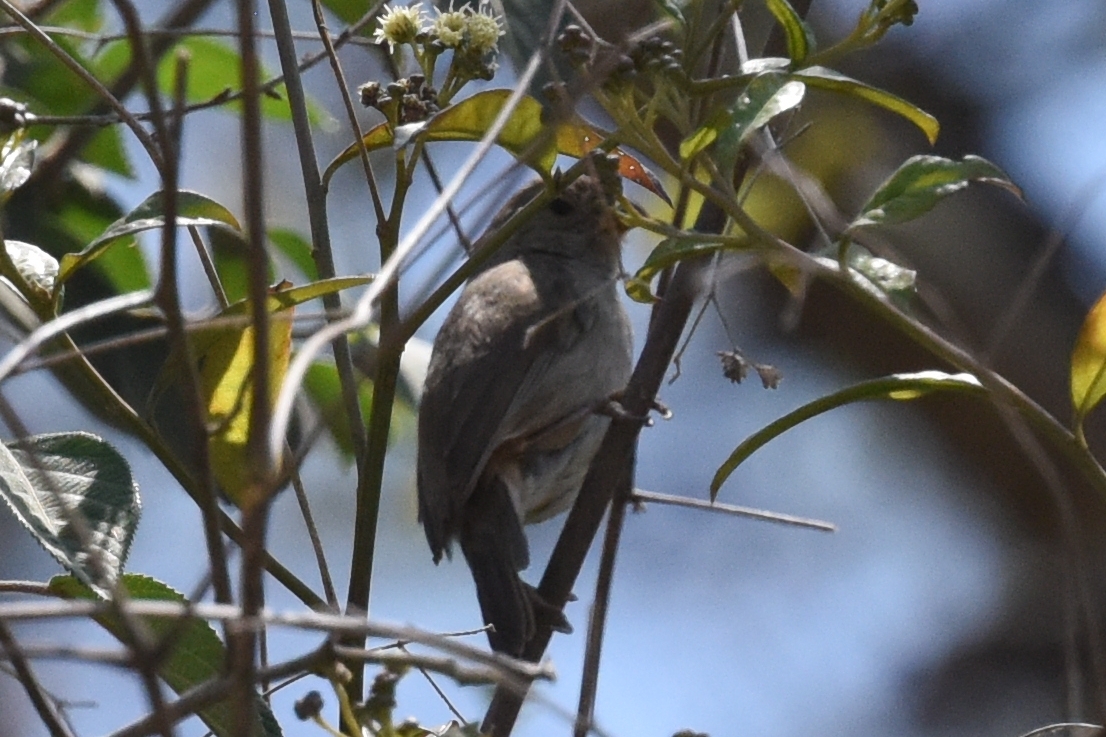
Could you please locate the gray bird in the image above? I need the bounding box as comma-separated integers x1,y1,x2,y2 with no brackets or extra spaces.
417,174,634,655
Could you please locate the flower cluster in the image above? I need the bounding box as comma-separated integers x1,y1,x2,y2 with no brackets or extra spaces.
370,2,506,105
358,74,440,125
429,2,504,54
556,24,685,92
371,3,426,52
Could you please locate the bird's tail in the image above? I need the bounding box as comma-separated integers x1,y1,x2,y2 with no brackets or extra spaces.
460,477,571,656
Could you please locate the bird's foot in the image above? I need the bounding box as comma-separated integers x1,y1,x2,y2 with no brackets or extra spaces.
597,393,672,426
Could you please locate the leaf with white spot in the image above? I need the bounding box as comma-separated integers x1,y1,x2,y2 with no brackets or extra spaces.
0,433,140,595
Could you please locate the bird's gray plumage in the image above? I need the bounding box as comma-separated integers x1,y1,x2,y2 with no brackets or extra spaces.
417,175,633,654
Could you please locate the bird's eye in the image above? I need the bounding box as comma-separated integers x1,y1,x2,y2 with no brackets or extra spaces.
549,197,573,216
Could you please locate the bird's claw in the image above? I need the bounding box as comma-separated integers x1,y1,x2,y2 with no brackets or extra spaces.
597,393,673,426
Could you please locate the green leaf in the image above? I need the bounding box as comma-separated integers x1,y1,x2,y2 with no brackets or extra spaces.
303,359,374,462
200,303,293,509
320,0,372,25
848,155,1021,230
850,251,915,295
58,190,241,288
741,57,792,75
427,90,553,169
94,37,326,124
626,236,738,303
792,66,939,144
830,245,916,304
765,0,815,64
322,122,394,186
679,73,805,162
305,331,424,459
679,107,729,163
8,34,98,117
243,275,372,313
83,126,134,179
0,131,36,202
90,39,138,89
157,37,326,124
0,433,140,594
49,574,283,737
710,372,985,497
269,228,319,281
714,78,804,172
210,227,259,304
1071,289,1106,426
45,0,103,32
91,234,150,293
50,190,150,295
653,0,686,25
3,240,59,300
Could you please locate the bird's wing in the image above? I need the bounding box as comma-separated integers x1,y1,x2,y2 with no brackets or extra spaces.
417,259,582,556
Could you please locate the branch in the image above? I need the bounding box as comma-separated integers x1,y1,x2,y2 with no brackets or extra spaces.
482,0,815,732
629,488,836,531
0,620,77,737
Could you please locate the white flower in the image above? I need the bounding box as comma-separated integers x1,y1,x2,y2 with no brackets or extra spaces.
464,1,505,54
430,3,467,48
372,3,426,51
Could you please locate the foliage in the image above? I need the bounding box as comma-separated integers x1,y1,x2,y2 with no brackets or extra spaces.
0,1,1099,737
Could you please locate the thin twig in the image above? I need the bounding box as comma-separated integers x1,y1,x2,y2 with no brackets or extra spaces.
187,226,230,309
265,0,352,615
483,1,814,732
630,489,836,531
230,0,273,734
332,645,553,687
0,0,164,172
0,598,556,680
573,462,631,737
0,620,78,737
0,581,52,596
14,308,353,375
0,289,155,398
986,168,1106,363
288,456,339,609
0,23,379,45
399,644,466,722
573,8,740,737
28,0,216,185
277,0,375,474
153,47,235,609
105,5,183,734
421,155,474,254
109,643,335,737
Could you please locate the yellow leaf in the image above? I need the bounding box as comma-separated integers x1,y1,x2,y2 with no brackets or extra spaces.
201,296,294,508
426,89,555,171
150,277,370,506
321,90,671,203
322,90,554,186
1071,289,1106,424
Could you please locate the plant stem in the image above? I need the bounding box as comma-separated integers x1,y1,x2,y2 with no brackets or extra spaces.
344,153,413,701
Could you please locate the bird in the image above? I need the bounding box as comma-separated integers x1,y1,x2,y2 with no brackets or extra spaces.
416,173,634,656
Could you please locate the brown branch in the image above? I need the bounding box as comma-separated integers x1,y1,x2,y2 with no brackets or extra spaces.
27,0,216,186
482,0,814,732
0,0,164,171
0,620,78,737
630,489,836,531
